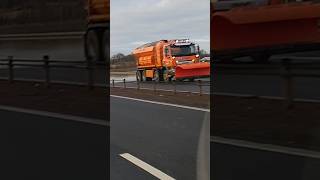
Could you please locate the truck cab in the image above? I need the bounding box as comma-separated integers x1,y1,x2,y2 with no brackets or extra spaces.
163,39,200,67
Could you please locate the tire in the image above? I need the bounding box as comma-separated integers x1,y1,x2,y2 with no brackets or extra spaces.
142,70,147,82
85,28,105,63
136,70,142,82
103,29,109,62
153,69,160,82
85,29,100,62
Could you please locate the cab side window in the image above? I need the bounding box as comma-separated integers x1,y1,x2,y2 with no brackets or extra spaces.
164,47,169,56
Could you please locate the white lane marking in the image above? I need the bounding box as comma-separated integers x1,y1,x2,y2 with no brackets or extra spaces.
111,85,210,95
196,113,210,180
111,95,210,112
211,136,320,159
0,104,108,126
214,92,320,103
119,153,176,180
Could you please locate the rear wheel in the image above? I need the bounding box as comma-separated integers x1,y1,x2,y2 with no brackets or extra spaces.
142,70,147,81
136,70,142,82
153,69,160,82
103,29,110,62
85,27,106,63
85,29,100,62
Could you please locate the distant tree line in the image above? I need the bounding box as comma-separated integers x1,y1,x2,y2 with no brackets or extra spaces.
111,53,135,65
199,49,210,59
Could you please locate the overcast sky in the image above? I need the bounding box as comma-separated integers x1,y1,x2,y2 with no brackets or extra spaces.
110,0,210,56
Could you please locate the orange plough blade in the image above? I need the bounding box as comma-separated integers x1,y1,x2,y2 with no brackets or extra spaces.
175,62,210,79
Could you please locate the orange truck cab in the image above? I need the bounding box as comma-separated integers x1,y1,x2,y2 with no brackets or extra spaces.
133,39,202,81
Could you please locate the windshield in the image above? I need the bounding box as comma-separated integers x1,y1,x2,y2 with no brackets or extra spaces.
170,45,197,57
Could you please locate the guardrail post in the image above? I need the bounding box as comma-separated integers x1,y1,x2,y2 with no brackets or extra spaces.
112,79,115,88
198,80,203,96
8,56,13,83
43,55,50,88
87,57,94,90
282,58,294,109
137,79,140,90
153,81,156,93
123,79,126,88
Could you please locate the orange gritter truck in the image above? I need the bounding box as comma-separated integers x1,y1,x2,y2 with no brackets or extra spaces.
133,39,210,82
84,0,109,62
211,0,320,62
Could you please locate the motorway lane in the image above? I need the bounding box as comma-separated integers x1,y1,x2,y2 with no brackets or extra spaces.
110,96,210,180
211,142,320,180
0,109,107,180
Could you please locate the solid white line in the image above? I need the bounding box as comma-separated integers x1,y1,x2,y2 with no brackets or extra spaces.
211,136,320,159
111,95,210,112
214,92,320,103
0,104,108,126
120,153,176,180
111,86,210,95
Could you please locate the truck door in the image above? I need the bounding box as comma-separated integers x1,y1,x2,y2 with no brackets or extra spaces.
163,45,173,67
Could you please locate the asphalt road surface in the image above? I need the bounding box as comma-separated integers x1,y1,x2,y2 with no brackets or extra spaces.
0,109,107,180
110,96,210,180
211,141,320,180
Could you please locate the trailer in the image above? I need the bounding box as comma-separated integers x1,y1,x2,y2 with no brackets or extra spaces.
84,0,109,63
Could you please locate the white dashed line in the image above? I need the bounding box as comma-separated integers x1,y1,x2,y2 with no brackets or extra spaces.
0,105,108,126
211,136,320,159
120,153,176,180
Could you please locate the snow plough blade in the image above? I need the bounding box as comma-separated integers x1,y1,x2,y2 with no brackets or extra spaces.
211,2,320,58
175,62,210,79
